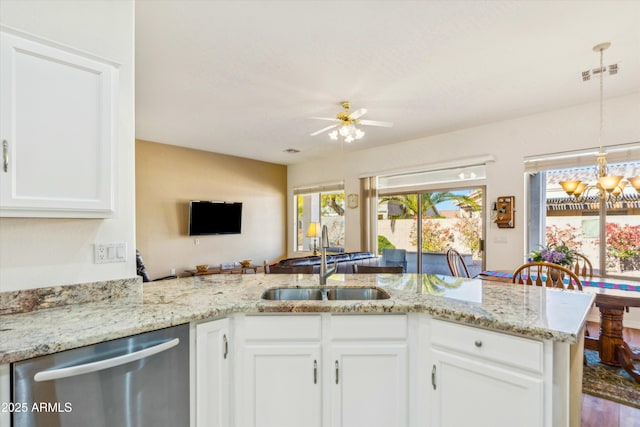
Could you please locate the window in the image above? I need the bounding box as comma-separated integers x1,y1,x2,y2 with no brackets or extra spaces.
294,184,345,253
527,157,640,279
374,163,488,275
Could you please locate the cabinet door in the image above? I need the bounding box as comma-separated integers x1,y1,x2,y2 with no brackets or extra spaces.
196,319,230,427
242,343,322,427
330,343,408,427
0,27,117,217
430,349,544,427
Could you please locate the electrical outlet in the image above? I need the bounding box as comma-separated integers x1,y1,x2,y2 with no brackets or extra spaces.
94,243,127,264
95,244,107,263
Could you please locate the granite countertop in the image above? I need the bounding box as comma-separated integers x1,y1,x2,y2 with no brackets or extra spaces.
0,273,595,364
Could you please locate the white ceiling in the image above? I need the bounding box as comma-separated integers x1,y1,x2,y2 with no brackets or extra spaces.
135,1,640,165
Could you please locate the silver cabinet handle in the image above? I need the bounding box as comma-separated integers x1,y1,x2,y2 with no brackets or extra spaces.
2,140,7,173
34,338,180,382
223,334,228,359
313,360,318,384
475,340,483,348
431,365,437,390
335,360,339,384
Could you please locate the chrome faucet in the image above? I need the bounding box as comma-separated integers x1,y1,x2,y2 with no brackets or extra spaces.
319,225,337,285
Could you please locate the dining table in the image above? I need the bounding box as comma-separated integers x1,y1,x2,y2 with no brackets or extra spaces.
478,270,640,383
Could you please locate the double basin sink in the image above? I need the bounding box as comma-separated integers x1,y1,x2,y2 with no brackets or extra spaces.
261,286,390,301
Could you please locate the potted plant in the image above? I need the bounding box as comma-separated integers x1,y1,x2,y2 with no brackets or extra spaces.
528,241,576,267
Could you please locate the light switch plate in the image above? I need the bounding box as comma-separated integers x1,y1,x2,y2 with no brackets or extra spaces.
94,243,127,264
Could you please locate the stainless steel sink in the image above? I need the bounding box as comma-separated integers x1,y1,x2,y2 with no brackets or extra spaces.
261,288,324,300
261,287,390,301
326,287,390,300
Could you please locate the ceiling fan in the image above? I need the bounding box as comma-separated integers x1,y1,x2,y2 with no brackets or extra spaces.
309,101,393,143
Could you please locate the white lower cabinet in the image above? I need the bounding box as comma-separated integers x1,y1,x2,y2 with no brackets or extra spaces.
196,318,230,427
238,314,323,427
236,314,409,427
329,343,408,427
428,319,547,427
197,314,555,427
328,315,408,427
244,343,322,427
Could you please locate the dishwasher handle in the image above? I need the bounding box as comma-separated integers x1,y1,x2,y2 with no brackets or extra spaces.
34,338,180,382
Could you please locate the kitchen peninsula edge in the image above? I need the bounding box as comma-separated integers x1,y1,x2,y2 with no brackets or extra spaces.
0,273,593,364
0,274,593,427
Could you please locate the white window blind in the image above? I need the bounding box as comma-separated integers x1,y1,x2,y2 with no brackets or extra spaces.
293,182,344,195
524,142,640,173
376,165,488,196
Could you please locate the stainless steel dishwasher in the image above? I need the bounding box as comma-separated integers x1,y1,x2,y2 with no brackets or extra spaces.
11,323,189,427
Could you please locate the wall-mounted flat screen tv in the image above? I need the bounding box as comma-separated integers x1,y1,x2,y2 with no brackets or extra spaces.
188,201,242,236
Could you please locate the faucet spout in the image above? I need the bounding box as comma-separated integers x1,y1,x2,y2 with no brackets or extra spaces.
320,225,337,285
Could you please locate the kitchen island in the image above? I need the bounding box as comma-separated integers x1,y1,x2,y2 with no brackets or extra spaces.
0,273,594,427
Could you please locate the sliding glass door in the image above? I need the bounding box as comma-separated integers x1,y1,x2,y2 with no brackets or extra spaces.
377,187,484,275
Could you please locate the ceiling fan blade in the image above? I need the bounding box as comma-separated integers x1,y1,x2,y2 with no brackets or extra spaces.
359,119,394,127
349,108,368,119
310,124,338,136
309,116,340,122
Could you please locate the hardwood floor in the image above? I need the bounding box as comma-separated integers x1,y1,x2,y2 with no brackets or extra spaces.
581,322,640,427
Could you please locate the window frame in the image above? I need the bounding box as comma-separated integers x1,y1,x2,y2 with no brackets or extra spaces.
526,156,640,280
293,184,345,254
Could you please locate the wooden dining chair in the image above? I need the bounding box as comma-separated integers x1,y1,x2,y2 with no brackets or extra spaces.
446,248,471,278
512,262,583,290
264,265,314,274
352,265,404,273
572,253,593,280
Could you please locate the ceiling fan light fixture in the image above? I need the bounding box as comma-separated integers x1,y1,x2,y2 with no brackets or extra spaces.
309,101,393,144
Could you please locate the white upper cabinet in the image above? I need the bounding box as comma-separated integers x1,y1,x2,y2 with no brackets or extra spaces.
0,26,118,218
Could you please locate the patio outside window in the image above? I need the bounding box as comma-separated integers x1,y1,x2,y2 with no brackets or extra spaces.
528,158,640,279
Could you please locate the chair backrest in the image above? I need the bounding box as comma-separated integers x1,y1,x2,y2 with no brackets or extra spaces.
381,249,407,271
572,253,593,280
265,265,314,274
446,248,471,278
511,262,583,290
352,265,404,274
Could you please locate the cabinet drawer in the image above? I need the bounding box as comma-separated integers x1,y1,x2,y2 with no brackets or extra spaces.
244,315,321,341
331,315,407,340
431,319,543,372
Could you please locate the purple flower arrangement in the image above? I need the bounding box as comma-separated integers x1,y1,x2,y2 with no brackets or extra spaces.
528,242,576,267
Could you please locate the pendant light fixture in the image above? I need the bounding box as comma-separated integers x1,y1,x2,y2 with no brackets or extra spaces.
560,42,640,199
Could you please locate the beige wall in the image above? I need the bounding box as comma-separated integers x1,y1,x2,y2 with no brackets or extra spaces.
136,140,287,279
0,1,135,292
